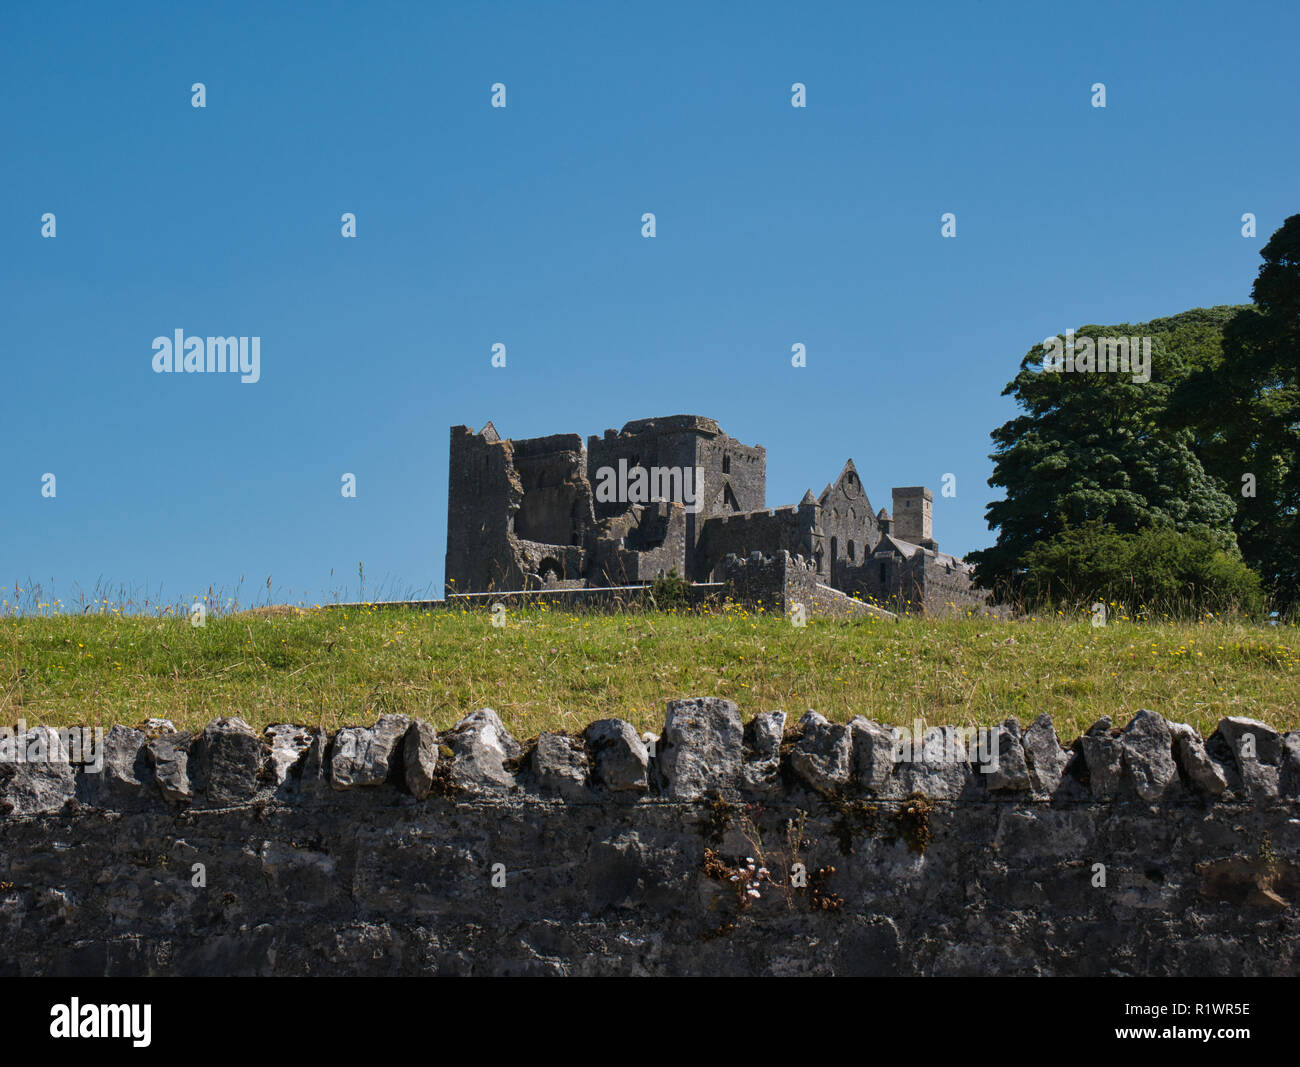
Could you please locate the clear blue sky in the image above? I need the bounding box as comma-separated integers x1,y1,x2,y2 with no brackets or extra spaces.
3,0,1297,609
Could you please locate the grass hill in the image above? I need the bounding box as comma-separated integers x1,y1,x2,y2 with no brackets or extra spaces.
2,601,1295,742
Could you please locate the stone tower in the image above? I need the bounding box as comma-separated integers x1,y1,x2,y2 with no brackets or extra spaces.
891,486,933,548
587,415,765,557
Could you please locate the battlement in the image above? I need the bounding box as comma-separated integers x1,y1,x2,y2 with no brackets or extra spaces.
706,505,800,527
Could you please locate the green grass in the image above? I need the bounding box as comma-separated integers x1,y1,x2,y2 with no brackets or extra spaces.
1,601,1296,743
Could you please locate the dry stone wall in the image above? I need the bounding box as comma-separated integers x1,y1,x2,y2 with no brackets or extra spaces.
0,701,1297,975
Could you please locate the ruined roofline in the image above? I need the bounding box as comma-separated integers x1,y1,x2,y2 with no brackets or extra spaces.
451,422,504,445
612,414,722,437
874,533,922,558
510,433,585,457
453,423,585,455
457,415,736,446
874,534,961,564
458,415,766,455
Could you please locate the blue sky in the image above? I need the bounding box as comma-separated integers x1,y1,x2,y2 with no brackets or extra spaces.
3,0,1297,609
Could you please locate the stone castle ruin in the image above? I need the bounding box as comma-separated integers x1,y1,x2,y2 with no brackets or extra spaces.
446,414,981,614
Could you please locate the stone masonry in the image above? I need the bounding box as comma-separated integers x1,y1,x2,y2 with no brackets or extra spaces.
1,706,1296,976
445,414,982,613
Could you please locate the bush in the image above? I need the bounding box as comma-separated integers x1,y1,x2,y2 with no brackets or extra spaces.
1021,522,1265,617
648,568,691,610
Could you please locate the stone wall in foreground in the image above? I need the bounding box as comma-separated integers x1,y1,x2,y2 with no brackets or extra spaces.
0,700,1297,976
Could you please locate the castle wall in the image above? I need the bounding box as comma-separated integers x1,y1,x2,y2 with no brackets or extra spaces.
697,507,809,582
587,503,688,585
856,550,985,615
445,426,526,595
587,416,766,560
588,419,708,520
818,469,880,588
512,539,586,586
723,550,883,619
858,552,924,612
694,430,765,518
510,434,593,548
914,553,986,615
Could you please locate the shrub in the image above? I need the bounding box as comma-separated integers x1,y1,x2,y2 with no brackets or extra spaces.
648,568,691,610
1021,522,1265,617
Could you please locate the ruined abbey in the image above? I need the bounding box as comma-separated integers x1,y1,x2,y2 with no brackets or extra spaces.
445,415,981,614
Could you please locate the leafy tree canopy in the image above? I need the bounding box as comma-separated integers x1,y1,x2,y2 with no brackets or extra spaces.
968,307,1243,592
1169,215,1300,610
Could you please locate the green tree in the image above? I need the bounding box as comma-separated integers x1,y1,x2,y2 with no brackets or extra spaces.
968,309,1241,594
1170,215,1300,612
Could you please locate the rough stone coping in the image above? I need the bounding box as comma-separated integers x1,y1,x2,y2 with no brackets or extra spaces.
0,700,1296,816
